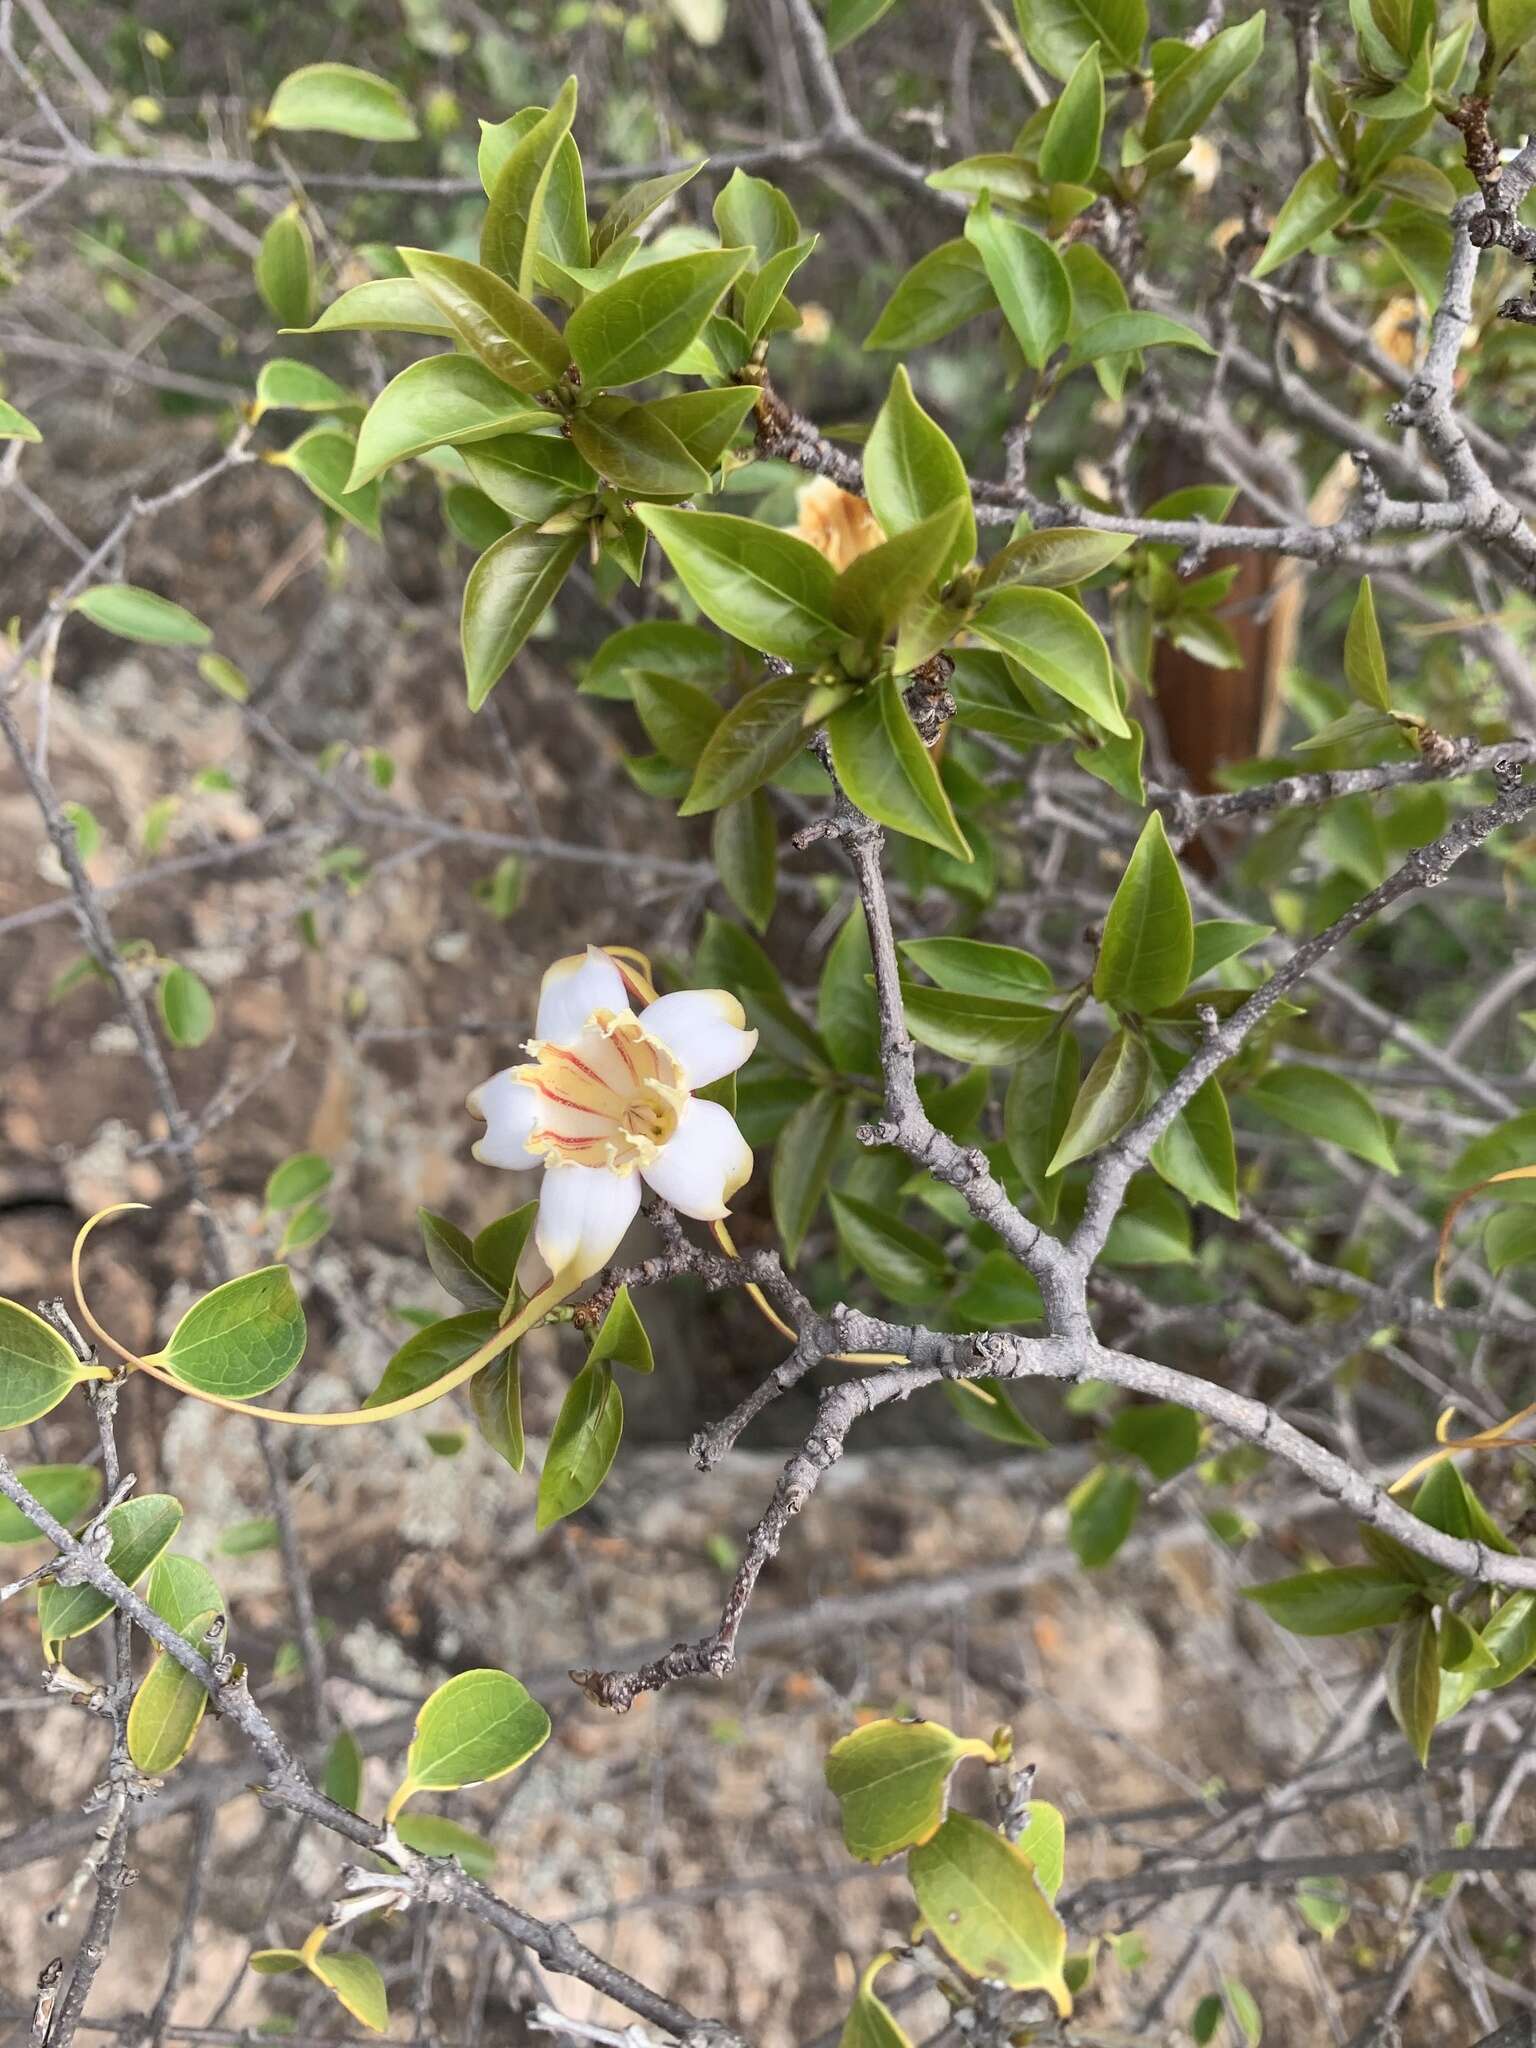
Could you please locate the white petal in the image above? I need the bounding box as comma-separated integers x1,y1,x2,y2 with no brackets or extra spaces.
534,946,631,1045
534,1163,641,1283
467,1069,540,1169
640,1099,753,1221
638,989,758,1089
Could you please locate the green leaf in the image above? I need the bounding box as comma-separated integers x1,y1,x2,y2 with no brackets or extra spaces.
567,247,750,388
902,986,1054,1066
0,1302,99,1432
462,525,583,710
263,62,417,140
1048,1029,1150,1172
323,1728,364,1812
250,1950,306,1975
771,1088,849,1260
399,249,570,390
159,965,216,1049
294,278,454,338
0,1465,101,1545
1144,10,1266,146
1412,1462,1516,1554
161,1265,306,1399
587,1286,654,1375
1067,1463,1141,1567
536,1360,623,1529
255,207,316,329
863,365,975,580
1150,1066,1238,1217
827,676,972,862
128,1572,222,1775
1190,919,1273,979
1103,1176,1193,1265
865,239,993,350
908,1813,1071,2014
632,668,721,769
419,1209,502,1309
832,504,967,643
826,0,900,47
1485,0,1536,69
274,427,381,538
1094,813,1192,1014
742,233,819,345
480,78,579,298
964,194,1072,370
639,507,841,664
1246,1065,1398,1173
1343,575,1391,710
251,359,359,423
713,792,778,932
1105,1401,1202,1480
1041,44,1105,184
643,385,759,471
1243,1565,1420,1635
309,1951,388,2034
899,938,1052,1000
971,588,1126,736
399,1667,551,1802
590,161,706,258
1386,1604,1438,1764
946,1376,1050,1445
1439,1611,1499,1675
465,432,595,525
1016,1801,1067,1901
569,394,708,496
348,357,551,490
38,1494,184,1650
1069,310,1214,361
470,1351,525,1473
265,1152,332,1213
392,1813,497,1878
712,168,800,264
1006,1031,1078,1220
1477,1590,1536,1689
825,1719,994,1863
365,1310,497,1409
818,908,880,1074
0,397,42,443
829,1192,949,1306
838,1957,914,2048
979,527,1133,592
1012,0,1146,76
278,1202,329,1256
697,913,827,1070
70,584,211,648
1251,158,1355,278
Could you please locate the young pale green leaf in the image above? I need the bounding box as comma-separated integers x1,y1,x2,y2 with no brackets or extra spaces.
1006,1031,1078,1220
462,526,583,710
1040,43,1104,184
818,908,880,1074
643,386,759,471
1243,1565,1420,1635
323,1727,365,1812
274,427,382,538
249,1951,306,1976
829,1192,949,1307
567,247,750,389
127,1598,221,1774
827,676,972,862
1144,11,1265,146
348,357,551,490
537,1360,623,1529
838,1956,914,2048
255,207,316,328
1015,1801,1067,1901
1012,0,1146,76
399,249,570,389
1412,1461,1517,1554
587,1286,655,1375
1190,918,1273,979
590,161,706,257
638,507,841,664
1343,575,1391,710
971,588,1127,736
713,791,778,932
862,366,974,579
964,194,1072,369
159,965,216,1049
0,397,42,443
825,1719,994,1863
0,1302,98,1432
399,1667,552,1802
1485,0,1536,69
832,503,966,643
682,672,820,813
263,62,417,140
1093,813,1192,1015
0,1464,101,1545
1245,1064,1398,1172
1067,1462,1141,1567
160,1265,305,1399
979,527,1134,592
1048,1028,1150,1172
771,1088,849,1260
293,277,454,338
1103,1177,1193,1265
1386,1604,1439,1765
1150,1067,1239,1217
365,1310,498,1410
899,938,1052,1000
903,985,1054,1065
713,167,800,263
1068,310,1214,362
309,1951,389,2034
1439,1611,1499,1675
826,0,900,47
38,1495,184,1650
568,394,709,497
71,584,211,648
392,1813,498,1878
1251,158,1355,278
742,233,819,345
864,239,993,350
265,1152,332,1213
251,359,359,423
908,1813,1072,2015
480,78,580,297
1105,1401,1203,1481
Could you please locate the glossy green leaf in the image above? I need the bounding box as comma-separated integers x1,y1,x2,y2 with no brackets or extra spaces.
1243,1565,1420,1635
1343,574,1391,710
1251,158,1355,278
1103,1176,1193,1264
742,233,819,345
1387,1604,1438,1764
908,1813,1071,2014
462,525,582,710
771,1088,849,1260
1067,1462,1141,1567
419,1209,502,1309
1069,310,1214,361
825,1719,994,1863
1246,1064,1397,1172
1143,11,1266,147
964,194,1071,369
464,432,595,524
294,278,453,338
274,427,381,538
255,207,316,328
1040,43,1104,184
567,247,750,388
0,398,41,443
38,1494,183,1650
638,507,841,663
1190,919,1273,979
399,249,570,389
829,1192,949,1306
0,1465,101,1545
590,161,705,257
366,1310,497,1410
263,62,417,140
1047,1028,1150,1172
827,676,972,862
71,584,211,648
536,1360,623,1529
1105,1401,1202,1480
480,78,580,297
712,167,800,264
159,965,216,1049
971,588,1126,736
587,1286,654,1375
899,938,1051,999
826,0,901,48
323,1727,364,1811
864,239,993,350
0,1303,97,1432
979,527,1134,592
1012,0,1145,76
161,1265,305,1399
348,357,550,489
251,359,359,423
838,1956,914,2048
818,908,880,1073
399,1667,551,1801
683,672,819,812
1094,813,1192,1015
632,668,722,769
265,1152,332,1213
832,504,966,644
1005,1031,1078,1220
903,985,1054,1066
569,394,708,496
863,366,974,579
713,791,778,932
947,1376,1050,1445
309,1951,388,2034
644,386,759,471
393,1813,497,1878
129,1568,223,1774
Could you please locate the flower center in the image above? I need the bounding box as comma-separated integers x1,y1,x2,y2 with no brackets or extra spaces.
514,1009,686,1173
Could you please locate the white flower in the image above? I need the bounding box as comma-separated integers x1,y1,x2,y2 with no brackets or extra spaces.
467,946,758,1285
